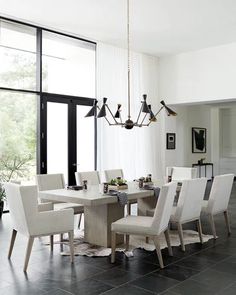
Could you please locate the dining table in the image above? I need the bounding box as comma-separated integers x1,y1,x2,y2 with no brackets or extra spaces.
39,181,159,247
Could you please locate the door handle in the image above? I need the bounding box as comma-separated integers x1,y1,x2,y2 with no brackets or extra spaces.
72,163,80,166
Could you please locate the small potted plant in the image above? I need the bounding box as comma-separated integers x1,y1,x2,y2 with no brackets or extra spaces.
0,183,5,219
108,177,128,190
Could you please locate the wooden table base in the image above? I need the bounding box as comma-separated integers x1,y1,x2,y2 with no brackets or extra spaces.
84,203,124,247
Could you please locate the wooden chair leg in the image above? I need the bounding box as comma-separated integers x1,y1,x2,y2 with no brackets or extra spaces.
153,236,164,268
8,229,17,259
68,231,74,263
164,229,173,256
125,234,129,251
50,235,54,252
145,237,149,244
197,219,203,244
23,237,34,272
78,213,82,229
111,231,116,263
209,214,217,239
224,210,231,235
177,222,185,252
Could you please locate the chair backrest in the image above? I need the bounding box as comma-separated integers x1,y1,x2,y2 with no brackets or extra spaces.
152,182,177,235
170,166,197,182
206,174,234,214
75,171,100,185
4,183,38,236
174,178,208,223
104,169,124,182
36,174,65,191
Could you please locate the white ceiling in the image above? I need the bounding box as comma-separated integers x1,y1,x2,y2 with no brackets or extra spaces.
1,0,236,56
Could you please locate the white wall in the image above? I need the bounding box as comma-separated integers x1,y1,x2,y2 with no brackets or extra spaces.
159,42,236,104
164,105,213,177
220,108,236,157
159,42,236,177
218,106,236,175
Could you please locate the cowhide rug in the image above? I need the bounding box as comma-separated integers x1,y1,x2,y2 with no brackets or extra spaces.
46,230,215,257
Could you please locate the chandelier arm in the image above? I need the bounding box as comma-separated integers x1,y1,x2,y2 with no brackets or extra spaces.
106,104,119,124
135,104,143,125
153,105,164,118
147,119,153,126
120,114,123,124
146,106,165,126
147,119,154,126
97,105,112,125
110,122,124,126
140,113,147,126
127,0,131,119
135,123,149,127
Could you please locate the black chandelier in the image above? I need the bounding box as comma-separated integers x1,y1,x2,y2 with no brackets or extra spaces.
85,0,177,129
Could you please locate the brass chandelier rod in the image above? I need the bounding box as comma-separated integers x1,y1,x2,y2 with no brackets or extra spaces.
85,0,177,129
127,0,131,120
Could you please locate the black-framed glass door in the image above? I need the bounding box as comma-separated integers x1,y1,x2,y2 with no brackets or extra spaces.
39,93,96,185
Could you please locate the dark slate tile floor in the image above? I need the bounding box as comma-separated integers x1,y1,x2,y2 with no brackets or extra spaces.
1,180,236,294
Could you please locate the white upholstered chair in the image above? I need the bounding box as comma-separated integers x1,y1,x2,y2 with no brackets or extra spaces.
104,169,135,215
36,173,84,215
104,169,124,182
4,183,74,272
111,182,177,268
36,174,84,248
75,171,100,185
166,166,197,183
169,178,207,251
201,174,234,239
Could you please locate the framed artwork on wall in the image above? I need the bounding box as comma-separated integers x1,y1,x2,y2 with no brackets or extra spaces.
166,133,176,150
192,127,206,153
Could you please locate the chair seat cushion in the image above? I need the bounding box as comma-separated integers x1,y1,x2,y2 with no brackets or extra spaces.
54,202,84,214
112,215,154,235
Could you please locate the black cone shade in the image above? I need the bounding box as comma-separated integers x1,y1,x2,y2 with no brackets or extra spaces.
97,97,108,118
115,104,122,118
85,100,98,117
148,104,157,122
142,94,150,113
160,100,177,116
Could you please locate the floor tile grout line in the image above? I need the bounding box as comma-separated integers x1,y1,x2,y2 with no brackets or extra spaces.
155,250,235,284
56,288,75,295
91,239,231,292
163,278,214,295
215,281,236,295
190,258,236,281
159,288,180,295
101,282,156,295
99,280,156,295
163,255,236,293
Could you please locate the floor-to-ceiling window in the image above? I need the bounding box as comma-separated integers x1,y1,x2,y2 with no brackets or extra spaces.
0,17,96,210
40,31,96,184
42,31,96,97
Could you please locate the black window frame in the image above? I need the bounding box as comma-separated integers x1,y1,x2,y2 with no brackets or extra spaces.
0,16,97,210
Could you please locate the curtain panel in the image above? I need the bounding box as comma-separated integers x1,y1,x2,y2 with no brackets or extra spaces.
96,42,164,182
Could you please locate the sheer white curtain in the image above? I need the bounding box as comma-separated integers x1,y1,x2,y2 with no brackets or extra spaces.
96,43,164,182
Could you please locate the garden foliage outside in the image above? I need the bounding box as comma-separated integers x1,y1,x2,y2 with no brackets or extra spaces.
0,48,37,201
